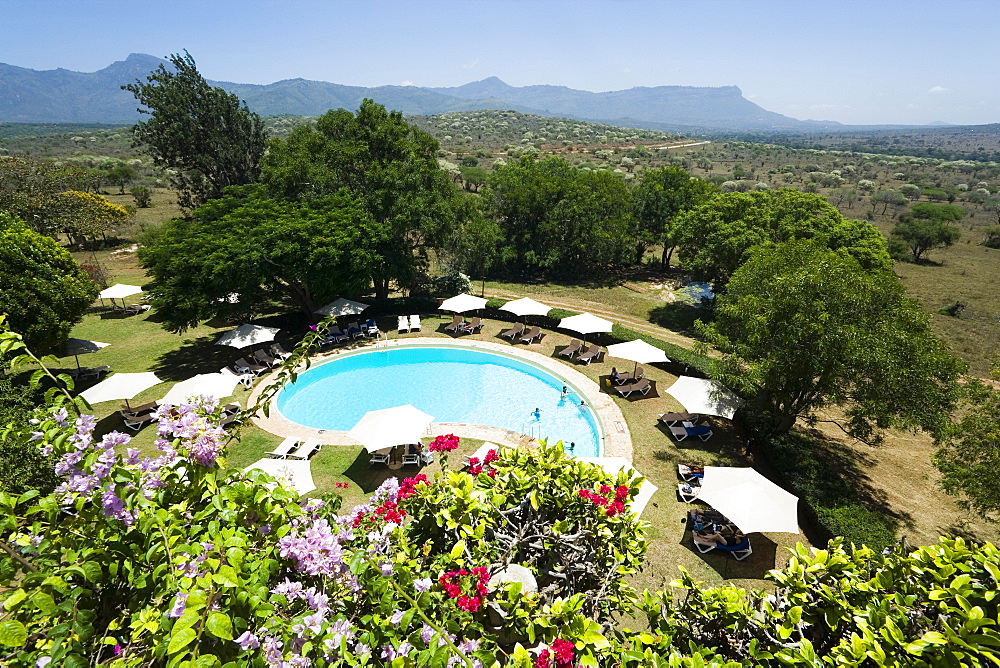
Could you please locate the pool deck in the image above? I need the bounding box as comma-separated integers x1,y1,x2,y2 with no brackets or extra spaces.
247,337,633,461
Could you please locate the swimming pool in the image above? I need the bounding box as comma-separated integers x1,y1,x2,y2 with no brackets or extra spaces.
275,345,602,456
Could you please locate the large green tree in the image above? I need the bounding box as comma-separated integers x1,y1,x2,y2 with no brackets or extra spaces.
632,166,716,267
139,186,376,331
700,239,965,441
482,156,633,276
123,51,266,210
890,202,963,262
0,212,98,352
261,99,460,299
934,362,1000,519
0,156,90,236
673,188,892,287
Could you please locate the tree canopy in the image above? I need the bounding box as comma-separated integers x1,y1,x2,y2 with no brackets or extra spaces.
632,166,717,267
261,99,461,299
123,51,266,210
700,239,965,442
139,186,375,331
673,189,893,287
890,202,963,262
0,212,98,352
0,157,90,236
481,156,633,276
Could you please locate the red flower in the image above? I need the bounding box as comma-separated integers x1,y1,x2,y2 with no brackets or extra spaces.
468,457,484,476
429,434,460,452
551,638,575,665
484,448,499,464
399,474,430,499
535,649,551,668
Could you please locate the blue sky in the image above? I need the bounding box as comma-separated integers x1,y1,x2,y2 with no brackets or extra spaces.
3,0,998,126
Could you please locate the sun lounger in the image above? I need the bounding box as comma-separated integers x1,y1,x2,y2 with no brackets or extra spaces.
684,422,713,442
398,315,410,333
444,315,466,333
288,438,322,460
576,345,603,365
677,482,700,503
616,365,644,384
222,402,241,414
266,437,300,459
466,442,500,464
269,343,293,362
370,449,391,466
122,400,158,415
409,314,421,331
460,317,483,334
661,412,696,427
125,303,151,315
519,326,543,344
321,326,349,346
79,365,111,381
615,378,651,398
401,453,421,466
346,322,365,339
559,339,582,358
500,322,525,340
254,349,280,367
677,463,705,481
221,366,254,389
234,358,267,376
220,413,241,429
363,318,380,338
694,534,752,560
122,411,158,431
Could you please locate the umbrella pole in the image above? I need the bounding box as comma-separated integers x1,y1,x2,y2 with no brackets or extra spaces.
74,354,82,371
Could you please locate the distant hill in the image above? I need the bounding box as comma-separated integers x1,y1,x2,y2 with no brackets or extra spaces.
0,53,938,133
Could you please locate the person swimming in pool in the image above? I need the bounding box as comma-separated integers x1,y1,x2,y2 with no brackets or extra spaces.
532,407,542,419
561,386,569,397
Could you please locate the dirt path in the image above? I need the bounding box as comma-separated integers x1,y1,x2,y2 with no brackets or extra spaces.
650,140,712,150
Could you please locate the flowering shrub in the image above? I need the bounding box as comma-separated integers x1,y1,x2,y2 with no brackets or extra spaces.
4,326,1000,666
468,447,500,477
429,433,461,469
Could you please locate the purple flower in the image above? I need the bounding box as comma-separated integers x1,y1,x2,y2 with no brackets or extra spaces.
168,592,188,618
100,431,131,449
414,577,432,593
420,625,435,644
309,325,318,331
458,638,480,654
52,407,68,427
36,658,51,667
327,619,354,646
272,578,304,598
235,631,260,651
353,642,370,657
30,431,44,441
379,562,393,576
389,609,404,625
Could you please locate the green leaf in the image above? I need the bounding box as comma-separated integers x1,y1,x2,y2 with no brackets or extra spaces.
205,612,233,640
3,589,26,610
167,627,197,655
450,540,466,560
31,591,55,614
0,620,27,647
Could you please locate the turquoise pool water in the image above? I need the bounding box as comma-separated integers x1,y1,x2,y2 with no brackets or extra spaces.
275,346,601,456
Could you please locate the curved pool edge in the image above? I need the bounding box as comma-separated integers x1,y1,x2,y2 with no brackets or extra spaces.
247,337,633,461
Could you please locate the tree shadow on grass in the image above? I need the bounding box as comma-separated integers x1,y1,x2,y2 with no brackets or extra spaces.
151,335,242,382
647,302,711,336
678,532,779,581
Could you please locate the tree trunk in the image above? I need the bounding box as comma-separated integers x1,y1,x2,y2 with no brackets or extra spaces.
373,277,390,300
660,245,675,269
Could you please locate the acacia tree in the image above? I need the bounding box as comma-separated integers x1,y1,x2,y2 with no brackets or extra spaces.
60,191,131,246
890,202,963,262
673,189,892,287
123,51,266,210
261,99,461,299
139,186,376,331
0,213,98,352
699,239,965,441
0,157,90,236
632,166,716,267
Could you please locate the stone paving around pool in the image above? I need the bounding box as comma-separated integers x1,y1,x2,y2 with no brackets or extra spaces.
248,337,633,461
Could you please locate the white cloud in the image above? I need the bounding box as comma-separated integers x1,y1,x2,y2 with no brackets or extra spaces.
928,85,948,94
462,58,480,70
400,80,414,86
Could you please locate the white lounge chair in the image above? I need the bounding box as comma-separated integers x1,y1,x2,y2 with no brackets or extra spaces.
677,482,700,503
409,314,421,331
220,366,254,389
465,442,500,464
677,463,705,482
288,438,322,460
267,437,300,459
370,449,391,466
694,534,753,561
398,315,410,333
420,450,434,466
401,453,421,466
363,318,380,338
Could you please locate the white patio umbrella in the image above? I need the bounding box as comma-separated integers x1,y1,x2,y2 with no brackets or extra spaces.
315,297,370,317
159,373,243,406
605,339,670,374
99,283,143,309
64,338,110,371
215,323,281,349
439,293,488,314
697,467,800,534
80,372,163,410
576,456,659,517
500,297,552,323
559,312,614,345
664,376,743,420
348,405,435,453
244,458,316,495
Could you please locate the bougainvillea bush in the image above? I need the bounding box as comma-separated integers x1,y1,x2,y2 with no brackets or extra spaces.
2,323,1000,667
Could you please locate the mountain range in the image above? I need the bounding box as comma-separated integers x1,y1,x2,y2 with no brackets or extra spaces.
0,53,885,132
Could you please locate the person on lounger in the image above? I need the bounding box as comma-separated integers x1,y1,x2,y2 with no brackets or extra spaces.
611,367,620,383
